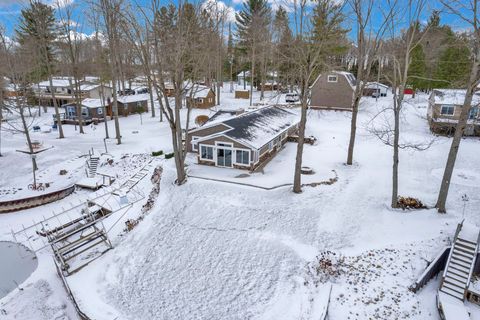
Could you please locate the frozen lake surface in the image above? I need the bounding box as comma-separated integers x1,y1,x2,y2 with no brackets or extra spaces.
0,241,38,299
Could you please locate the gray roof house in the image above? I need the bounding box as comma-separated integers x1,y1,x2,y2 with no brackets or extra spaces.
187,106,299,170
310,71,356,110
428,89,480,136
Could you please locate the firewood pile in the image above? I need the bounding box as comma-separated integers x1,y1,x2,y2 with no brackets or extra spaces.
397,196,427,210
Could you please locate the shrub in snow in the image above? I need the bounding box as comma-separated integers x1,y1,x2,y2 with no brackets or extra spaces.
151,150,164,157
164,152,174,159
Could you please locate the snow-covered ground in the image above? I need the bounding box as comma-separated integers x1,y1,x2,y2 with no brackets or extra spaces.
1,86,480,319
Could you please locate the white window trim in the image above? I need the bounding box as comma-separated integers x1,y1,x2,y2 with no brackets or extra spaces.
327,75,338,83
199,144,214,161
234,148,251,166
215,141,233,147
191,136,199,151
440,104,455,116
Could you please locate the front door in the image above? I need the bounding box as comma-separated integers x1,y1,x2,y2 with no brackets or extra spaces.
217,148,232,167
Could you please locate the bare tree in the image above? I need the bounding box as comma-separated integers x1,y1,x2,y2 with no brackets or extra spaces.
292,0,346,193
372,0,429,207
435,0,480,213
345,0,393,165
57,1,86,133
96,0,123,144
0,27,39,181
134,0,212,184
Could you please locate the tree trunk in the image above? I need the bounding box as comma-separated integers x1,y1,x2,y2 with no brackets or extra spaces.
250,48,255,107
436,48,480,213
346,94,361,165
48,76,65,139
436,89,476,212
391,98,400,208
20,105,37,172
172,91,186,184
293,84,308,193
71,77,84,133
100,84,109,139
147,76,156,118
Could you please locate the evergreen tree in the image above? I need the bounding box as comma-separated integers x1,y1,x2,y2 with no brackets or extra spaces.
16,1,64,139
434,43,471,88
272,6,293,87
311,0,348,55
235,0,271,104
427,10,440,28
16,1,58,84
408,44,427,90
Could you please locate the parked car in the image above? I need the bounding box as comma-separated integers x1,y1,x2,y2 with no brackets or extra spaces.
118,88,135,96
136,88,149,94
285,93,300,103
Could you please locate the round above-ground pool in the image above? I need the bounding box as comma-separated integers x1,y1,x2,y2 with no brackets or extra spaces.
0,241,38,299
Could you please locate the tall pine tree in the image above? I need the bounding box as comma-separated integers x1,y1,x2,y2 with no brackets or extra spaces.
434,43,471,88
407,44,427,90
16,1,64,139
16,1,57,87
235,0,271,105
272,6,292,88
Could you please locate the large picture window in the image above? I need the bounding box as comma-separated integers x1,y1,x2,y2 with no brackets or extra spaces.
440,105,455,115
200,145,213,160
236,150,249,165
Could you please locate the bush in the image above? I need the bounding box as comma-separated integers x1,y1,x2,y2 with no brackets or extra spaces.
165,152,175,159
151,150,164,157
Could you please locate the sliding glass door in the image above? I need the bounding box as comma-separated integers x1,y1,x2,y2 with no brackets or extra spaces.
217,148,232,167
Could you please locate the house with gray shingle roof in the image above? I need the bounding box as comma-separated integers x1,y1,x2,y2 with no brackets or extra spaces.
187,106,299,170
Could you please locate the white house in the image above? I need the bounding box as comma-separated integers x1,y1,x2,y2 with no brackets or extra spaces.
365,82,389,97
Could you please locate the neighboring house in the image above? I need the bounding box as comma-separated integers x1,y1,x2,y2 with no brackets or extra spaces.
428,89,480,136
258,81,279,91
364,82,389,97
63,98,107,123
116,94,149,116
310,71,356,110
186,86,216,109
187,106,299,170
237,71,251,87
34,77,112,106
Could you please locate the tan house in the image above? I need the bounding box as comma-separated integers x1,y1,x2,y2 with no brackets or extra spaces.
310,71,356,110
34,77,113,106
428,89,480,136
187,106,299,170
186,86,216,109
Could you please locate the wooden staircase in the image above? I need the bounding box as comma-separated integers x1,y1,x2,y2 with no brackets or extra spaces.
88,156,99,178
440,222,480,300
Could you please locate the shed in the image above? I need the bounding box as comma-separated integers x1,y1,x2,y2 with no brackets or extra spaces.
310,71,356,111
186,86,216,109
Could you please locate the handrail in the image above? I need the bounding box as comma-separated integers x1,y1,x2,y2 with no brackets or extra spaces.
442,221,464,280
